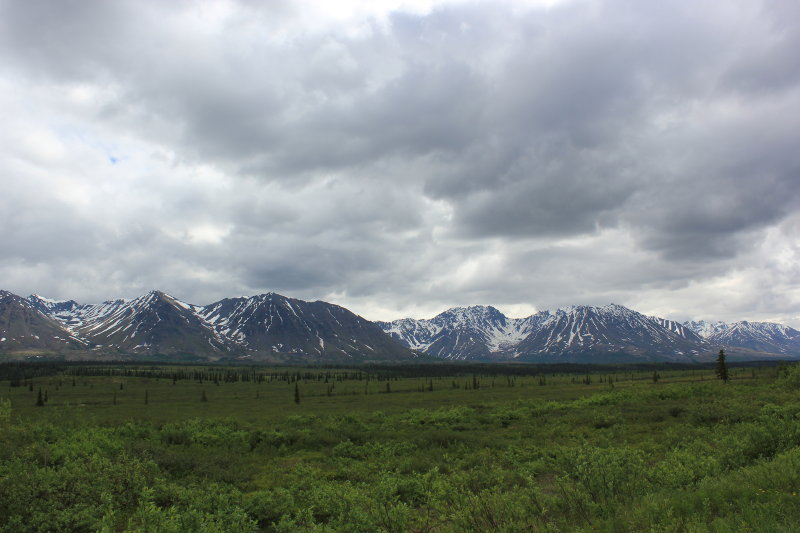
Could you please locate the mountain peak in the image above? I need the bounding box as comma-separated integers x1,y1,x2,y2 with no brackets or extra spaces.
553,303,633,315
436,305,506,321
146,289,167,298
4,288,800,362
1,291,87,351
383,302,718,362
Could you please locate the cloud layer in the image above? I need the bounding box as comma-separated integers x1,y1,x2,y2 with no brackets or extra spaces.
1,0,799,326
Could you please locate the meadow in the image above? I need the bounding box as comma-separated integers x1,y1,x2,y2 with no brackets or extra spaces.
1,361,799,532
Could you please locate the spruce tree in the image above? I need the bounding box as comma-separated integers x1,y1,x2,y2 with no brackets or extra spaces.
294,382,300,404
201,390,208,402
716,349,729,383
35,388,44,407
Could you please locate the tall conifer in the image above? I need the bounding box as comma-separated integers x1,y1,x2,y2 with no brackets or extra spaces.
716,349,729,383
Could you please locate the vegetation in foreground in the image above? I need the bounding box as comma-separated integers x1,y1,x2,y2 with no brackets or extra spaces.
1,361,800,532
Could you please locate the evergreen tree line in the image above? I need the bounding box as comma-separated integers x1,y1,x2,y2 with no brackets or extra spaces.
0,358,781,389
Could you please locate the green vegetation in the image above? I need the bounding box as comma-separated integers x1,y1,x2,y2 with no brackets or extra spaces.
1,361,799,532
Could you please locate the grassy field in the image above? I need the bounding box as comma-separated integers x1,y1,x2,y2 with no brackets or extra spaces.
1,362,799,532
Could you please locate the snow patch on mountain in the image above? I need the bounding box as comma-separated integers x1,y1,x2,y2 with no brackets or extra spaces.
683,320,730,338
383,303,716,361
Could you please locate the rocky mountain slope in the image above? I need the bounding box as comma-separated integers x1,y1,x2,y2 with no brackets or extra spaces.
5,288,800,362
378,305,535,360
382,304,714,362
3,290,415,361
1,291,87,352
512,305,711,362
382,304,800,362
685,320,800,356
196,293,413,361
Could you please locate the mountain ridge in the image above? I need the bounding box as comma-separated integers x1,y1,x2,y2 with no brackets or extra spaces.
381,303,800,362
3,289,416,362
3,289,799,362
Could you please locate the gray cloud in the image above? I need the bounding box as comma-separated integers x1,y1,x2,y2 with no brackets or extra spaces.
1,0,799,327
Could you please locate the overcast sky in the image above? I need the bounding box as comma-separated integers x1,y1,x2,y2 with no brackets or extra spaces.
2,0,799,326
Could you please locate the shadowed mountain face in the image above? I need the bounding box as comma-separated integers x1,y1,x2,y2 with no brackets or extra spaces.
3,290,415,362
196,293,414,361
61,291,233,358
0,291,86,352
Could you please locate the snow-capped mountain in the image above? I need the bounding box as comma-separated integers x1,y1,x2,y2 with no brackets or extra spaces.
686,320,800,356
378,305,534,360
72,291,232,356
683,320,730,338
649,317,707,343
27,291,231,356
27,294,81,316
196,293,412,360
382,304,717,362
5,288,800,362
30,295,130,332
0,291,86,351
513,305,711,361
2,289,415,361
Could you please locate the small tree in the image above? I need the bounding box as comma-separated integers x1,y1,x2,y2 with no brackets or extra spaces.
0,398,11,423
716,349,729,383
35,388,44,407
201,390,208,402
294,382,300,404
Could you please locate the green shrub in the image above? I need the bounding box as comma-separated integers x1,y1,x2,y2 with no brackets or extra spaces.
126,485,258,533
556,444,650,515
778,362,800,389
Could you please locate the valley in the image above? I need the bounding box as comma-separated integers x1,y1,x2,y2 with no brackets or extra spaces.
1,360,799,531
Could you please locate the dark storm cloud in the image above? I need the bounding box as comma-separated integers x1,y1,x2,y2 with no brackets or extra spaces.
1,0,799,324
625,96,800,260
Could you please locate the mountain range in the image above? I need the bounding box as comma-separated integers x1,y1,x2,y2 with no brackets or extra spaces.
378,304,800,362
2,289,799,362
3,290,413,362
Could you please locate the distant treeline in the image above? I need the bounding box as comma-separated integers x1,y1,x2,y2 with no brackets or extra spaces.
0,358,788,386
351,360,783,377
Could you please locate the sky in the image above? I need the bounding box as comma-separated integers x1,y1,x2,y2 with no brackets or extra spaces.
1,0,799,326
